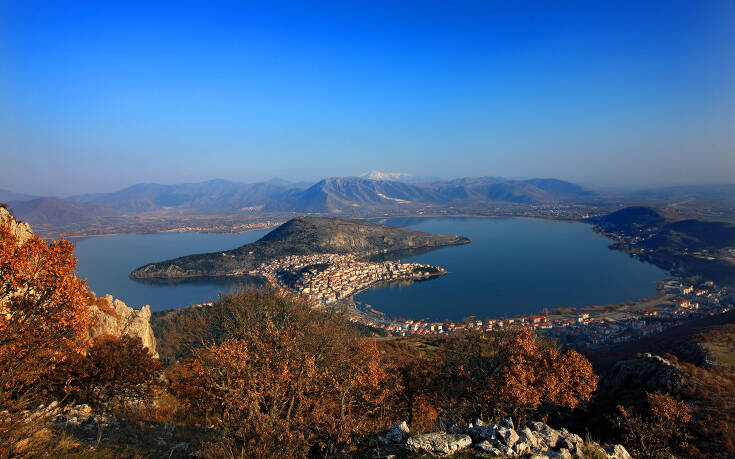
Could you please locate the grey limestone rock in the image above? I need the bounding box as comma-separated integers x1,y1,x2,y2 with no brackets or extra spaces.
405,432,472,456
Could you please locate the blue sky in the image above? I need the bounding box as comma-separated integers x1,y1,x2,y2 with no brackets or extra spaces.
1,0,734,196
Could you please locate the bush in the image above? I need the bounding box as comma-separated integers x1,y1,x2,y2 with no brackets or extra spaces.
48,334,162,409
439,329,598,424
170,290,392,458
612,392,692,458
0,217,93,412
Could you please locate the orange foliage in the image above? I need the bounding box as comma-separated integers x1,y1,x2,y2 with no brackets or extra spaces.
435,330,597,424
170,291,391,458
48,335,161,407
613,392,693,458
0,219,93,410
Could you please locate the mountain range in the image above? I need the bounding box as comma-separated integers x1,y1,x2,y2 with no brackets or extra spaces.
2,175,597,225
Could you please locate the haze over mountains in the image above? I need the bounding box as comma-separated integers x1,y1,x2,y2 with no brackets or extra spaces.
2,174,597,222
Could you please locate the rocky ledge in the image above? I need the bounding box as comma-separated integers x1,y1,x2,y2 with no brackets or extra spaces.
375,418,631,458
89,294,158,358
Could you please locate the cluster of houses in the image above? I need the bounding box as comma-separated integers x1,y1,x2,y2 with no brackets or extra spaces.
349,280,734,346
257,253,445,305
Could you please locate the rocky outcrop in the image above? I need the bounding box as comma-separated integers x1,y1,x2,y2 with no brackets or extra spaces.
0,207,33,243
378,421,409,445
1,207,158,358
608,353,684,393
405,432,472,456
89,295,158,358
374,417,631,458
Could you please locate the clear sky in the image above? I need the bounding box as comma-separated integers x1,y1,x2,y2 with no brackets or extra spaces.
1,0,734,196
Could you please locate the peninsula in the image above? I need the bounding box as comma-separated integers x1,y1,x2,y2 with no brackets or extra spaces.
129,216,470,286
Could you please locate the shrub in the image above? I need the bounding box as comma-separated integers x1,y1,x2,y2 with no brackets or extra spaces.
0,218,93,412
49,334,162,409
439,329,598,424
612,392,692,458
170,290,392,458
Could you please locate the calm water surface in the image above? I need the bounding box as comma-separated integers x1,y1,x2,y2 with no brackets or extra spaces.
73,218,667,318
74,230,268,311
355,217,667,321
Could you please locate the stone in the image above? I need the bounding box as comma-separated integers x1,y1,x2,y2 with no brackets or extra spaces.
465,423,498,443
405,432,472,456
559,432,584,452
0,209,158,358
0,208,33,243
536,427,562,449
378,421,409,445
529,449,573,459
474,440,502,455
518,427,540,449
529,421,550,432
604,444,632,459
500,416,514,429
513,440,531,455
608,354,685,393
497,427,520,447
89,294,158,358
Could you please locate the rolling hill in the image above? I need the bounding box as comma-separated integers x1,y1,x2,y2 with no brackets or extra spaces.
129,216,470,279
6,197,122,225
67,178,301,213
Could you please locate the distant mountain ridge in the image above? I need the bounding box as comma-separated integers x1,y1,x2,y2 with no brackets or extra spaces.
7,197,122,225
2,176,596,221
129,216,470,280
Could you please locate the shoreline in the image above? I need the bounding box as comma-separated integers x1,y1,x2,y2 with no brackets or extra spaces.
47,212,585,240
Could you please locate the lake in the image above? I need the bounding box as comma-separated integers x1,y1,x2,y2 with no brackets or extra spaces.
73,217,667,319
355,217,667,321
74,229,269,311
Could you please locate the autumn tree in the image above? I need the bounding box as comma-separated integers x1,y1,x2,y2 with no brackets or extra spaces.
613,392,693,458
440,329,598,424
170,290,392,458
47,334,162,409
0,216,93,411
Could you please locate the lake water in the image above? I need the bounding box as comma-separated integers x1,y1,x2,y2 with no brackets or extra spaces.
354,217,667,321
73,217,667,318
74,230,269,311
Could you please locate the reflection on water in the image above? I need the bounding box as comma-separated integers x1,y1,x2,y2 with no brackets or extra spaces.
74,217,668,318
132,274,265,288
356,217,667,322
74,229,269,312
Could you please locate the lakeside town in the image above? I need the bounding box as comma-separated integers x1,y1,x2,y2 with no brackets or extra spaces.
256,253,445,305
240,245,735,350
347,278,735,349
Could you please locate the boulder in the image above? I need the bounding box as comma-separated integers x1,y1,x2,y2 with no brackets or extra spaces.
474,440,502,455
465,423,498,443
378,421,409,445
497,427,520,447
559,432,584,453
0,207,33,242
528,421,550,432
536,426,562,449
529,448,573,459
500,416,514,429
518,427,540,448
604,444,632,459
0,208,158,357
89,294,158,358
405,432,472,456
608,353,684,393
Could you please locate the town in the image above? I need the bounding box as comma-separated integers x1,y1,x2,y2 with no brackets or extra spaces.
256,253,446,305
347,279,735,349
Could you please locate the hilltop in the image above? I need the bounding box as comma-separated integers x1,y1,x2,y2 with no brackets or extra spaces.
129,216,470,279
593,206,735,285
